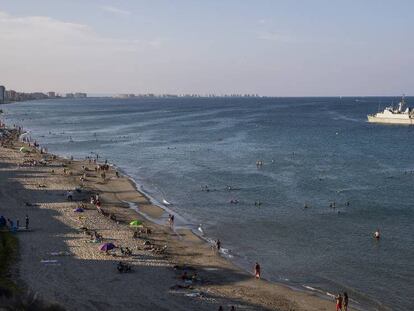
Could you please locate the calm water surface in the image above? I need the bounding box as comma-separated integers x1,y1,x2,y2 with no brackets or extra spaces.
4,97,414,310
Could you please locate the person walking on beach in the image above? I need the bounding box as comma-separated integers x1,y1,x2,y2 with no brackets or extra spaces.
254,262,261,279
216,239,221,251
343,292,349,311
67,190,73,201
168,214,174,227
335,293,343,311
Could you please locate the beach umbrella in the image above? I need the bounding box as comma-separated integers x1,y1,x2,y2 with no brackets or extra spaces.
100,243,115,251
73,207,84,212
129,220,143,227
19,147,30,153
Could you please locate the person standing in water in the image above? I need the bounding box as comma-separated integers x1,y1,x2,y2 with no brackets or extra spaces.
254,262,261,279
335,293,343,311
343,292,349,311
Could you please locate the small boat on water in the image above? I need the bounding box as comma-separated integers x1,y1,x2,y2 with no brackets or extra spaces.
367,95,414,125
162,199,172,205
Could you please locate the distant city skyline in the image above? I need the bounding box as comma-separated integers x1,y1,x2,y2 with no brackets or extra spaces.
0,0,413,96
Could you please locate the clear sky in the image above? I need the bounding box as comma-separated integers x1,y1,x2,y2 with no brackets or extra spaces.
0,0,413,96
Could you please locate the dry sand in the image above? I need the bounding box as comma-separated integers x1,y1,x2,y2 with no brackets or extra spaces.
0,130,347,310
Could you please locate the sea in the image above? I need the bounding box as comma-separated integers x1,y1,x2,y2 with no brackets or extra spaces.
3,97,414,310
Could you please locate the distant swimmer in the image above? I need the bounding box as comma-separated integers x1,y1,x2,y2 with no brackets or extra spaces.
256,160,263,167
201,185,210,192
374,229,380,240
226,186,240,191
304,204,309,209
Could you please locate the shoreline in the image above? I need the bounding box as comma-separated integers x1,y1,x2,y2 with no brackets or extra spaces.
48,150,370,311
1,125,357,310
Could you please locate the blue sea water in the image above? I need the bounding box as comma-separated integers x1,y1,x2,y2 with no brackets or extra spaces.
3,97,414,310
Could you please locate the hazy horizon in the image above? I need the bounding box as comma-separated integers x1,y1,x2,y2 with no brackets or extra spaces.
0,0,413,96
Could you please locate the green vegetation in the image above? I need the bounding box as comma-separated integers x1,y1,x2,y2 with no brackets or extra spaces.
0,231,65,310
0,231,18,292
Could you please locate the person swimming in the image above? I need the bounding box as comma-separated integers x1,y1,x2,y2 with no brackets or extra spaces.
374,229,380,239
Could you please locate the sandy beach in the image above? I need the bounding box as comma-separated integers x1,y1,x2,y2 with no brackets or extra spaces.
0,128,347,311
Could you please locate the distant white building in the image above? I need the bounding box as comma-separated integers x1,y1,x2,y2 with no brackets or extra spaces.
0,85,5,104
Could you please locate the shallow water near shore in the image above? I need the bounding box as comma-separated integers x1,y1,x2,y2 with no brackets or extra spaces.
4,97,414,310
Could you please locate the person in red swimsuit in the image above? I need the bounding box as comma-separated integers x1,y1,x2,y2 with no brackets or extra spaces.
335,293,343,311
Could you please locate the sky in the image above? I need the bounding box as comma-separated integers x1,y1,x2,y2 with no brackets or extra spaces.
0,0,413,96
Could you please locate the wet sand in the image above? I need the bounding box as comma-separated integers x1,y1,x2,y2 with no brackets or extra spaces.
0,129,346,310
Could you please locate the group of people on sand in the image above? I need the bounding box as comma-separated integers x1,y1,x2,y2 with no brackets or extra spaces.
335,292,349,311
0,214,29,232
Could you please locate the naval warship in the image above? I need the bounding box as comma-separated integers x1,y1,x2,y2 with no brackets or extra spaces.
367,96,414,125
